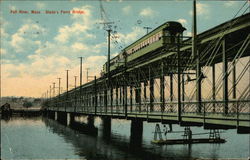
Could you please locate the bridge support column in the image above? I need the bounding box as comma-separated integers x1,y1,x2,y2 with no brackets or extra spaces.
116,85,118,113
160,61,165,113
144,81,147,102
120,86,122,112
130,119,143,147
49,110,55,120
111,87,113,115
123,84,128,117
102,116,111,139
182,74,185,112
232,60,236,100
94,76,97,115
170,73,173,112
135,72,141,112
196,50,202,113
149,67,154,112
87,115,94,127
222,38,228,114
130,86,133,112
69,113,75,126
55,111,58,120
177,37,182,121
212,64,216,112
104,87,108,113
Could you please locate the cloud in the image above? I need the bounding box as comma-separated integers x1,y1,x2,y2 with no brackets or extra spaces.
115,26,144,45
10,23,46,53
9,5,17,10
139,7,157,18
189,3,210,18
0,28,9,38
224,1,237,7
54,5,94,43
29,55,72,76
2,63,26,78
122,6,132,15
177,18,187,26
0,48,7,55
84,56,106,73
0,17,10,29
36,2,46,9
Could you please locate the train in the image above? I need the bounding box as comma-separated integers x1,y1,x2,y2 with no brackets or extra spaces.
102,21,186,75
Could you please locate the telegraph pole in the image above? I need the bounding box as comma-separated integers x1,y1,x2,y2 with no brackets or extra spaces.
74,75,77,112
49,85,51,99
79,57,83,85
86,68,90,82
107,29,111,81
53,82,55,97
79,57,83,109
66,70,69,93
57,78,61,96
74,76,77,89
66,70,69,111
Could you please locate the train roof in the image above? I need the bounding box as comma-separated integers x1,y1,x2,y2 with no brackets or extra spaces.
124,21,184,50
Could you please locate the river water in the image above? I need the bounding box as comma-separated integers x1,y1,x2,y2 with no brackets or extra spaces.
1,116,249,159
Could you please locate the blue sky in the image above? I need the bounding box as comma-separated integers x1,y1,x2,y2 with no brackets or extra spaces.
0,0,249,97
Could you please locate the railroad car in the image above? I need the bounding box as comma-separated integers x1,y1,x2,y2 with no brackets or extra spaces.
102,21,186,74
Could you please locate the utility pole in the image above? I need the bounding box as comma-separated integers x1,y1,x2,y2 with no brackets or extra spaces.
57,78,61,96
86,68,90,82
143,26,152,34
53,82,55,97
74,76,77,89
74,75,77,112
66,70,69,111
57,77,61,111
49,85,51,99
66,70,69,93
107,29,111,81
79,57,83,109
79,57,83,85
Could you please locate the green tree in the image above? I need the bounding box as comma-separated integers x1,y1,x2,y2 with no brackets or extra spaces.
23,101,33,108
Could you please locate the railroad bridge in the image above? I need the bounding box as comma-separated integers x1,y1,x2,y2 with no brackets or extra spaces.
45,13,250,135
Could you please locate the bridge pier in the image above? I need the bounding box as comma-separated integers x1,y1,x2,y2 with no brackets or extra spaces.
55,111,58,120
48,110,55,120
102,116,111,139
69,113,76,126
87,115,95,126
130,119,143,147
69,115,98,136
57,111,67,125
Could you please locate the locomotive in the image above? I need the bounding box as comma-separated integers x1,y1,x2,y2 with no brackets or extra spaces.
102,21,186,75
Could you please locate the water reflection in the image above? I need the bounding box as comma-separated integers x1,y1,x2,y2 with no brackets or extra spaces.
1,116,249,159
43,118,165,160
